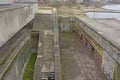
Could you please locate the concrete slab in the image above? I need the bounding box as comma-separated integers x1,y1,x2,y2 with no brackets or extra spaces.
96,19,120,31
41,62,54,73
44,30,54,35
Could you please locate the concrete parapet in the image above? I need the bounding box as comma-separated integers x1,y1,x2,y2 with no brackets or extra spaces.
53,11,62,80
33,8,62,80
0,4,37,48
73,16,120,80
58,16,74,32
0,4,37,80
33,8,55,80
74,16,120,64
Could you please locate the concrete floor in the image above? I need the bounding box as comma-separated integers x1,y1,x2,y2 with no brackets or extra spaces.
60,32,107,80
97,19,120,31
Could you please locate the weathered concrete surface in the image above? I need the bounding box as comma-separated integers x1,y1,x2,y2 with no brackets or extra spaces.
76,16,120,49
59,16,120,80
60,32,107,80
34,8,62,80
75,16,120,64
58,16,73,32
53,9,62,80
0,4,37,48
33,8,55,80
33,31,43,80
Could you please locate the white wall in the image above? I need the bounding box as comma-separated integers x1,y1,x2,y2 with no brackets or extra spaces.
75,0,83,3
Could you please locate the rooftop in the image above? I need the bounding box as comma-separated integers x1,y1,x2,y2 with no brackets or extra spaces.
76,16,120,51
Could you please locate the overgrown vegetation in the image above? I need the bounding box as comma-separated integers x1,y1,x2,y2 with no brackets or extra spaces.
23,52,37,80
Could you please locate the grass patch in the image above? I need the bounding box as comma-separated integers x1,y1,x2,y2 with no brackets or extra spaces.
23,52,37,80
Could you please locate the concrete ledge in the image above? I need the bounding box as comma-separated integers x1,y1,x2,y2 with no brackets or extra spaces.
75,16,120,63
53,11,62,80
0,36,30,80
0,4,37,48
33,31,43,80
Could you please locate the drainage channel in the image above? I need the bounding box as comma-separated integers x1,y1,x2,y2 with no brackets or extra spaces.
33,30,55,80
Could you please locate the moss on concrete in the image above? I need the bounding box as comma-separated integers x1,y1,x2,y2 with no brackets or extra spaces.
0,44,17,67
22,52,37,80
117,63,120,80
1,40,28,80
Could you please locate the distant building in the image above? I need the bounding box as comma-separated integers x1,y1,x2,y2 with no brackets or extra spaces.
48,0,69,2
90,0,100,1
111,0,120,3
0,0,12,4
75,0,84,3
37,0,69,3
83,0,89,3
89,0,120,3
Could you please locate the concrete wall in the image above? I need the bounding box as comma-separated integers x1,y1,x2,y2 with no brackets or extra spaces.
0,5,37,80
74,17,120,80
33,10,55,80
0,4,37,48
0,20,36,80
58,16,74,32
3,37,32,80
58,16,120,80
